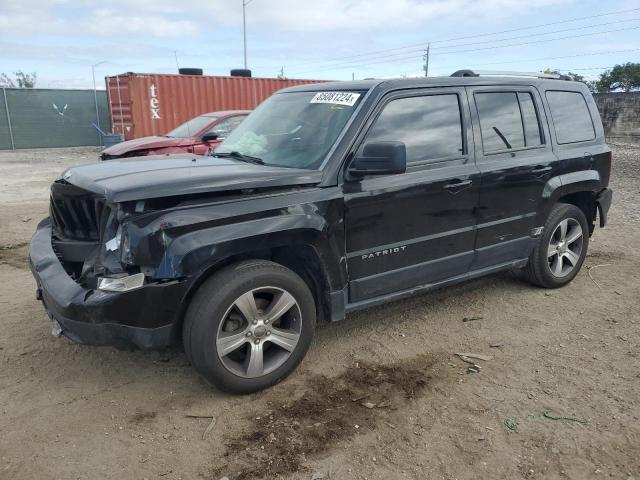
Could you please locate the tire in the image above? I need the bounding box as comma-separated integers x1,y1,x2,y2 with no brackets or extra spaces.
182,260,316,394
178,68,203,75
450,69,479,77
230,68,252,78
524,203,589,288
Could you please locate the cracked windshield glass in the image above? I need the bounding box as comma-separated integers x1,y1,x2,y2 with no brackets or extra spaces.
215,90,364,169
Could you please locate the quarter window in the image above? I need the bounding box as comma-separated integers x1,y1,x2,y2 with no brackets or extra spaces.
518,93,543,147
546,91,595,144
362,94,464,165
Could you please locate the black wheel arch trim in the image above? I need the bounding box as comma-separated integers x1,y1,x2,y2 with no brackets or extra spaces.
542,170,601,200
541,170,608,226
170,227,344,331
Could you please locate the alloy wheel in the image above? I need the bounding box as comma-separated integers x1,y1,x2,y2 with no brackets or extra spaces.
216,287,302,378
547,218,583,278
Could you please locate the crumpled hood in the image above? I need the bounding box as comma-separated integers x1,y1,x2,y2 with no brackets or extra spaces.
61,155,323,203
102,136,195,155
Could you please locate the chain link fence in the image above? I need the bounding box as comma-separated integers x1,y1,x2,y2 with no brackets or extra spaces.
0,88,110,150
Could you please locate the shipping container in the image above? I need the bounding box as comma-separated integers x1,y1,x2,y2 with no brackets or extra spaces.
105,73,326,140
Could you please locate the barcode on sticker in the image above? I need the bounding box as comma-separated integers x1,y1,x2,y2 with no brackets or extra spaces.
310,92,361,106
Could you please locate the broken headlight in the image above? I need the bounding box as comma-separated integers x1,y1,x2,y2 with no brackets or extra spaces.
97,223,143,292
104,223,133,265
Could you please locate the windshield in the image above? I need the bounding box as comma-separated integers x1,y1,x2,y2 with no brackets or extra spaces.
166,115,217,138
215,90,364,169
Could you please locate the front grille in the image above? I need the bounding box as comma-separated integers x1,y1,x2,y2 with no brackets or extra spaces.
50,180,106,241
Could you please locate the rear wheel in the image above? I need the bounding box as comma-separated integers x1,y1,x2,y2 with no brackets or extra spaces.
524,203,589,288
183,260,316,394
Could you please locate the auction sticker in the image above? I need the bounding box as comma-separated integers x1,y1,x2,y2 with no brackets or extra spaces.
310,92,361,106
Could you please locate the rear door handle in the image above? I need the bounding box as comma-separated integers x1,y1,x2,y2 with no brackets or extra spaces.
532,166,552,174
443,179,472,193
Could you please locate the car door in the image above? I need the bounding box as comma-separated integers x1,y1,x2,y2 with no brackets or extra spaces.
343,88,481,303
467,86,558,269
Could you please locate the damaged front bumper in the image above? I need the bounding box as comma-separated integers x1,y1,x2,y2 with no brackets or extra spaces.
29,218,189,350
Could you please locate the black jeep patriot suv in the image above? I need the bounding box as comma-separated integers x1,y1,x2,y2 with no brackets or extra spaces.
30,72,612,393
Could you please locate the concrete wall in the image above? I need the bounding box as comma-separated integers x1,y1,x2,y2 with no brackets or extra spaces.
593,92,640,140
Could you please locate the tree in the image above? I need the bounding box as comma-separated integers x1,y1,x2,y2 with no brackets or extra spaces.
546,68,594,91
0,73,15,88
565,72,584,82
593,63,640,92
543,68,584,82
0,71,37,88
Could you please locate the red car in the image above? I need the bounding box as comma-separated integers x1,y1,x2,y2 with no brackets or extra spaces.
100,110,250,160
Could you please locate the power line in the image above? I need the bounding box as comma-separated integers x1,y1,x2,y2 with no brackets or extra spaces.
430,25,640,55
285,7,640,68
288,19,640,74
429,17,639,51
559,66,615,70
287,49,640,79
552,66,615,71
289,25,640,74
436,48,640,70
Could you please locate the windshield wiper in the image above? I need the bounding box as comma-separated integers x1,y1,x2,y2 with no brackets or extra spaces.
215,151,264,165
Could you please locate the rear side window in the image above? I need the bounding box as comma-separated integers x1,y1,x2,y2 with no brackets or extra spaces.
363,94,463,165
475,91,543,153
546,91,595,144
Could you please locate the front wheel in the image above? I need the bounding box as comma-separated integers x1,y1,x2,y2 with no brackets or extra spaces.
524,203,589,288
183,260,316,394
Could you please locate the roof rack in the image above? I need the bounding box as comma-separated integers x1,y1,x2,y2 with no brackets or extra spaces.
450,69,570,80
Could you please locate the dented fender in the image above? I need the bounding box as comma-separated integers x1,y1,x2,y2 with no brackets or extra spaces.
122,188,348,290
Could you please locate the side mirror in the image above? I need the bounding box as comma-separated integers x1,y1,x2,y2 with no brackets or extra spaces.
348,141,407,178
201,132,219,142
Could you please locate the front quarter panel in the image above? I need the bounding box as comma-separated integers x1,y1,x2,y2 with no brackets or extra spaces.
124,188,347,290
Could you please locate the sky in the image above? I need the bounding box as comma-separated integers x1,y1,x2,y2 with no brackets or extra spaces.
0,0,639,89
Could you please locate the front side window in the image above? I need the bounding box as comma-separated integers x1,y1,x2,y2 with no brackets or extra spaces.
166,115,218,138
207,115,247,139
361,94,463,165
546,90,595,144
216,91,364,169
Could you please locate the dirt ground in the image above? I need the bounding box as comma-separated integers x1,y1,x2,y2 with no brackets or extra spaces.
0,144,638,480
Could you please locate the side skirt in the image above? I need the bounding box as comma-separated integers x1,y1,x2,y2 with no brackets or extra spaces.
341,258,528,316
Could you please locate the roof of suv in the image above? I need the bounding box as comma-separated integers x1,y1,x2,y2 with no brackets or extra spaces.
280,76,584,93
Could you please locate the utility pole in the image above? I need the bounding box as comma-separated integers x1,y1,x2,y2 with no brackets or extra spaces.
91,61,106,143
423,43,430,77
173,50,180,71
242,0,254,69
